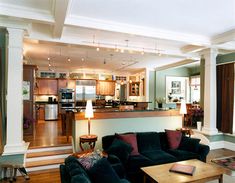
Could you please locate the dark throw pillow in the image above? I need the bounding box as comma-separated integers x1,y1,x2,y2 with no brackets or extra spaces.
178,136,201,153
88,158,121,183
165,129,182,149
106,138,132,163
116,133,140,155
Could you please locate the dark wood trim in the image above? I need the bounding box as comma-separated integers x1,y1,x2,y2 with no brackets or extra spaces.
75,109,180,120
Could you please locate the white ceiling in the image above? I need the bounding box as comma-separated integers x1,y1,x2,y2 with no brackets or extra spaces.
1,0,235,74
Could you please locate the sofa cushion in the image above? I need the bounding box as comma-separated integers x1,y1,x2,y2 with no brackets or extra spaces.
178,136,201,153
137,132,161,153
165,129,182,149
88,158,121,183
126,154,154,173
141,150,177,164
158,132,169,150
117,133,139,155
65,156,89,181
71,174,91,183
167,149,200,161
106,138,132,163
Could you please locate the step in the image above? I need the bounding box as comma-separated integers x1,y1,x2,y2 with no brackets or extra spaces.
26,148,73,158
26,158,65,168
25,145,73,172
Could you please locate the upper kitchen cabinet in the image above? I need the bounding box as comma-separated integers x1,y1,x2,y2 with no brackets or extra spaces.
129,82,140,96
96,80,115,96
58,79,76,90
36,78,58,95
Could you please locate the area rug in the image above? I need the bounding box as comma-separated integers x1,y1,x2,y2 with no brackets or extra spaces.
211,156,235,171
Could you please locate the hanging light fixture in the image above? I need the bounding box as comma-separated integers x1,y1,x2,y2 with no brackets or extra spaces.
141,48,145,55
67,57,71,62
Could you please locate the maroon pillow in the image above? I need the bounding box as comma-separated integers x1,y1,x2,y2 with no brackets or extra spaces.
116,133,139,155
165,129,182,149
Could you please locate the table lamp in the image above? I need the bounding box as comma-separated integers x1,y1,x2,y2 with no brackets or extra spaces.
180,99,187,126
85,100,94,136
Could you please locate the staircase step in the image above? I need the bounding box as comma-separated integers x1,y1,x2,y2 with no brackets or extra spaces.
26,158,65,168
27,149,73,158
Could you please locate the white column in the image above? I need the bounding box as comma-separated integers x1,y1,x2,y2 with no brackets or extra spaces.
201,48,218,135
3,28,28,155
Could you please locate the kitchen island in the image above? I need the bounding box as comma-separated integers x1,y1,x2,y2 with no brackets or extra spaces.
70,108,182,151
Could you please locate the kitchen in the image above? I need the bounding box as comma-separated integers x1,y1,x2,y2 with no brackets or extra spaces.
34,72,147,121
23,65,148,147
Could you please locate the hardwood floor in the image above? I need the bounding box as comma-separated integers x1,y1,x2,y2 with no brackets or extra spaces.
0,148,234,183
24,120,71,148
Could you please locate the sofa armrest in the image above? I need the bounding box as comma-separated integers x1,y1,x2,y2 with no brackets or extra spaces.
198,144,210,162
107,154,126,179
60,164,71,183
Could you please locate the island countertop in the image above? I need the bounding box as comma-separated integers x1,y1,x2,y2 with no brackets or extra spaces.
75,109,180,120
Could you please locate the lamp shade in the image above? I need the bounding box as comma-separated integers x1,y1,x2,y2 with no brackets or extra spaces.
85,100,94,118
180,99,187,114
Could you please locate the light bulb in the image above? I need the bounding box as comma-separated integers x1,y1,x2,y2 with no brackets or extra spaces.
96,47,100,51
67,58,71,62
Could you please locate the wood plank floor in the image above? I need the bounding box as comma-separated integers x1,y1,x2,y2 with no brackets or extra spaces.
0,148,234,183
24,120,71,148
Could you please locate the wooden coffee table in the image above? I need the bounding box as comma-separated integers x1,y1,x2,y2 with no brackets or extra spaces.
141,159,224,183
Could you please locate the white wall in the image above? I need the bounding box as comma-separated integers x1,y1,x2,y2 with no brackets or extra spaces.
74,116,182,151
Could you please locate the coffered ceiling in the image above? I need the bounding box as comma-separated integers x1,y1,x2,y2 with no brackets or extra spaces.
1,0,235,74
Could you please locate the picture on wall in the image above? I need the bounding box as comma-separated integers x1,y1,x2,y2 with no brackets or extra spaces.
166,76,189,103
171,81,181,94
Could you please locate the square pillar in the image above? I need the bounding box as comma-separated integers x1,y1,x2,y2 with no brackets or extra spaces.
3,28,28,155
201,48,218,135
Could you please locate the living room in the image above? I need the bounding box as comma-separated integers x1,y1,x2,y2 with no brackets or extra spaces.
1,0,235,182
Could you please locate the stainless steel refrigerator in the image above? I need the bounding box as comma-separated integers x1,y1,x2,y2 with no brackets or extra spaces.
75,80,96,103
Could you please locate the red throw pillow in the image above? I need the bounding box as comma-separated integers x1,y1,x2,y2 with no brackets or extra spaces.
116,133,139,155
165,129,182,149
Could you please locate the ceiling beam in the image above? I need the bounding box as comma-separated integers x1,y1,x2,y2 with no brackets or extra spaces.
211,29,235,45
155,59,197,71
0,2,54,24
65,15,211,46
53,0,71,38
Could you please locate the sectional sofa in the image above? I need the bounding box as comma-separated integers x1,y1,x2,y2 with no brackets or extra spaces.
102,131,210,182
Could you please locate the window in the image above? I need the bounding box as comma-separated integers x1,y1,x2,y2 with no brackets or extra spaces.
190,75,200,103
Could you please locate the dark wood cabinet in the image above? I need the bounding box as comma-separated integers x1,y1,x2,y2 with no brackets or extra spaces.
36,78,58,95
23,65,37,136
129,82,140,96
58,79,76,90
38,105,45,120
96,80,115,96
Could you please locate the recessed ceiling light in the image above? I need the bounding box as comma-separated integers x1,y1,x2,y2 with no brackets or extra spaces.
67,58,71,62
81,58,85,61
96,47,100,51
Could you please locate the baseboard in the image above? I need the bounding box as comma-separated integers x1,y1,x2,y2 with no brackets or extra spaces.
210,141,235,151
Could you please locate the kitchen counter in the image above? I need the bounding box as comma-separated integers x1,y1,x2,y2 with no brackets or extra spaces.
75,108,180,120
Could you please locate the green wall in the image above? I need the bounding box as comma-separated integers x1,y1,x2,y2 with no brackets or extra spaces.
155,67,191,99
0,29,6,147
217,52,235,64
148,71,156,109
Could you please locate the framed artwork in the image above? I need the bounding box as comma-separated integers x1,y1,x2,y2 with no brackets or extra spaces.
23,81,30,100
166,76,189,103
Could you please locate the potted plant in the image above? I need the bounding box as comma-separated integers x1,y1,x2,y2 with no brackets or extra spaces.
155,97,165,108
189,107,204,128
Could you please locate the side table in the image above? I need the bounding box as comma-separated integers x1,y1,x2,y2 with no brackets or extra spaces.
176,128,193,137
79,135,98,151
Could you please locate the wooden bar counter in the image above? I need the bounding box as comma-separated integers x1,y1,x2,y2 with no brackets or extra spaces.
75,108,180,120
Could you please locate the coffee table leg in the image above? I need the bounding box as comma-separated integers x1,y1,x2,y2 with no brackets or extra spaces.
219,174,223,183
143,174,146,183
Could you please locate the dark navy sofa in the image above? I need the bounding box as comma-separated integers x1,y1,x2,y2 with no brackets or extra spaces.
102,131,210,183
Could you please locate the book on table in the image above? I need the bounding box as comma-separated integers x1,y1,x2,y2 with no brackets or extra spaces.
169,163,196,175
